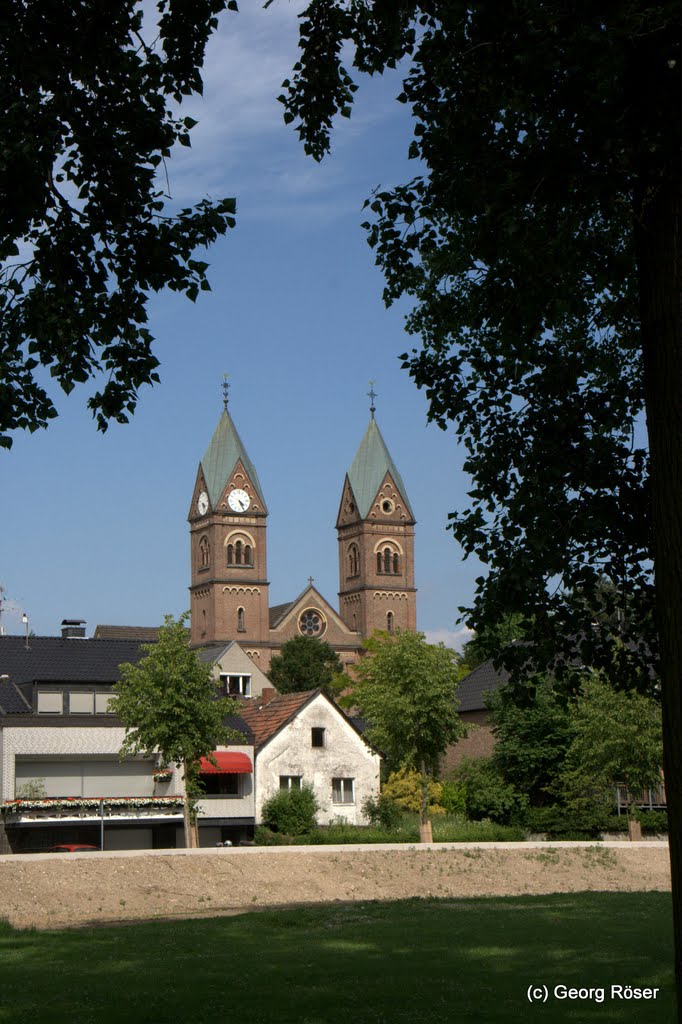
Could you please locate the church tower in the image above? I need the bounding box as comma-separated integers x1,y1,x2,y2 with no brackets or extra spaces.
189,384,270,658
337,395,417,638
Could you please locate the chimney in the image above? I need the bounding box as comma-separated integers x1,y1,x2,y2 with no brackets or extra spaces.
260,687,277,705
61,619,86,639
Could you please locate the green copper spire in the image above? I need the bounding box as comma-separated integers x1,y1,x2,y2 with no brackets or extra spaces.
201,392,266,511
347,416,414,520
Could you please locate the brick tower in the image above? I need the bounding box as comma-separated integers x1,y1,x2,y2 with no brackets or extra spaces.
337,395,416,638
189,384,270,657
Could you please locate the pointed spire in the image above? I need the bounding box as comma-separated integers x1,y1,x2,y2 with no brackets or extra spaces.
200,400,267,512
347,415,414,520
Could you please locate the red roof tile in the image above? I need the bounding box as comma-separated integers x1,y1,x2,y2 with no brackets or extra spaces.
239,690,318,748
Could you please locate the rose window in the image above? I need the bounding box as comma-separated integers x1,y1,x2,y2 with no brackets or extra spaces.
298,609,326,637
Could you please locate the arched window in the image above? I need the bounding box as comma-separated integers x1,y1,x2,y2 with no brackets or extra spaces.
244,544,252,565
237,607,245,632
198,536,210,569
227,543,234,565
383,547,392,574
235,540,243,565
393,552,400,574
352,613,357,631
387,611,394,634
377,551,383,573
348,544,359,577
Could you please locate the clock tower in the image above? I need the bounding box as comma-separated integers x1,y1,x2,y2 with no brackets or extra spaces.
189,386,270,661
337,396,417,637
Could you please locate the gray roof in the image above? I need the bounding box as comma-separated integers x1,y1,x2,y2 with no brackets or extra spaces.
347,417,414,520
0,675,31,714
201,409,267,512
269,602,293,629
455,659,509,712
0,636,149,687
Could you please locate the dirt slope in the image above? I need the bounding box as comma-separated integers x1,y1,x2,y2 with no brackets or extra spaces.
0,842,669,930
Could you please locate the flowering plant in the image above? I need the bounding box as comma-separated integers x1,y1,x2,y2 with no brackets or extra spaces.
153,768,173,782
1,796,184,815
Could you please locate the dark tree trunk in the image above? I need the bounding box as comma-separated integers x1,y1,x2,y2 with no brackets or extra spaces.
636,177,682,1020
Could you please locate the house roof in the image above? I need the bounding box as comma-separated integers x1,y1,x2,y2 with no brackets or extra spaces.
93,625,161,641
269,602,293,629
0,636,149,687
238,690,318,748
455,659,509,712
347,417,414,520
201,408,267,511
0,675,31,714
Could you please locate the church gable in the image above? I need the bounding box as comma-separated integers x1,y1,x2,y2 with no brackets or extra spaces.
269,586,361,648
214,459,267,515
335,476,361,528
188,466,211,521
365,472,415,525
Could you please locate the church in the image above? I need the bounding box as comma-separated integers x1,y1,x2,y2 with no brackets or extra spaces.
188,387,417,671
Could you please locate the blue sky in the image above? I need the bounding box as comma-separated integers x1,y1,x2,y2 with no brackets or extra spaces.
0,2,481,646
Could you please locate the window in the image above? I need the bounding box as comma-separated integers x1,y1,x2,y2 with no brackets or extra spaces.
227,535,254,566
347,544,359,577
198,535,210,569
387,611,394,635
237,607,245,632
279,775,302,791
37,691,63,714
220,673,251,697
200,773,240,796
95,692,115,714
332,778,354,804
298,608,326,637
70,691,94,714
311,727,325,748
376,542,400,575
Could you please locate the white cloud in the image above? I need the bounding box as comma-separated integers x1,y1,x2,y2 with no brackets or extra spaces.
424,627,474,651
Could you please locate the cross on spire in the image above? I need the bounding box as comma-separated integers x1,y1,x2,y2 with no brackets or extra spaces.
368,380,377,420
222,374,230,410
307,576,314,587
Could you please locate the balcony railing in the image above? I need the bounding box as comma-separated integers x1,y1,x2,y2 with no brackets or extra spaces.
1,796,185,821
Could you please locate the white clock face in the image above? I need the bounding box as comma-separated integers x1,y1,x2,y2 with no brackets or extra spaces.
197,491,209,516
228,488,251,512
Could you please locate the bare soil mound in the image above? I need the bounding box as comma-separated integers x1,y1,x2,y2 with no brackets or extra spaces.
0,841,669,930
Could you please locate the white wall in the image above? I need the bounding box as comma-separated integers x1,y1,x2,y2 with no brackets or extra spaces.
255,694,380,826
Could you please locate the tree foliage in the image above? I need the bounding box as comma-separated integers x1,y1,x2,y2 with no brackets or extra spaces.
352,630,464,828
267,635,345,696
560,674,663,811
261,784,319,836
0,1,235,447
110,613,241,845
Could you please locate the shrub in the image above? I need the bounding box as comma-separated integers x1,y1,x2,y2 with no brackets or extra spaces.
261,785,319,836
520,804,610,840
440,780,467,816
449,758,527,824
362,794,404,830
382,767,446,815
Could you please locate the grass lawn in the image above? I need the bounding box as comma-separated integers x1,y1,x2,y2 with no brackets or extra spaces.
0,893,672,1024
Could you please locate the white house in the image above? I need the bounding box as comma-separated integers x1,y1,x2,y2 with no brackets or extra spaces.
239,689,381,826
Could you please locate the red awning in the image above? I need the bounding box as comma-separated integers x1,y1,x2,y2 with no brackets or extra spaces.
199,752,252,774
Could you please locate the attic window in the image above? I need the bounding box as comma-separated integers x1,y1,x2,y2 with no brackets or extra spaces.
311,727,325,748
37,691,63,714
220,673,251,697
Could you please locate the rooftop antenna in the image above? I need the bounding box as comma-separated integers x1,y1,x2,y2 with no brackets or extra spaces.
222,374,230,410
368,380,377,420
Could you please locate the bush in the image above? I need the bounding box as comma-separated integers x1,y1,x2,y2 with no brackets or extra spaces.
261,785,319,836
440,780,467,816
520,804,611,840
634,809,668,834
382,767,446,815
449,758,528,824
362,794,404,830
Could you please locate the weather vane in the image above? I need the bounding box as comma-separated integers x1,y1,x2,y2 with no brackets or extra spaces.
222,374,230,410
368,380,377,420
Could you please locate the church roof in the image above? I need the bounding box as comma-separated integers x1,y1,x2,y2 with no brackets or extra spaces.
201,408,267,511
347,417,414,520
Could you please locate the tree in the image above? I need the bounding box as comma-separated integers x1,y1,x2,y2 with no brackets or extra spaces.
352,630,464,841
109,613,241,848
279,3,682,1005
560,674,663,817
267,635,345,696
487,677,573,808
0,1,235,447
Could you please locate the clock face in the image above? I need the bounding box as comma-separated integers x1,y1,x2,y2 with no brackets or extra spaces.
197,491,209,516
228,488,251,512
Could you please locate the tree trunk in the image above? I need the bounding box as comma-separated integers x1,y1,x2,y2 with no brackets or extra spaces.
636,176,682,1019
419,765,433,843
